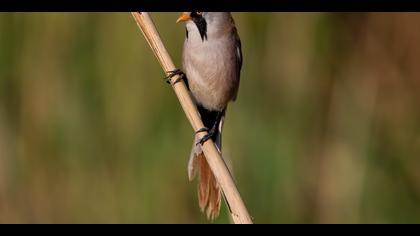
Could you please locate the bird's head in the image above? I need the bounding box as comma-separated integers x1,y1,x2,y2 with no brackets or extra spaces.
177,12,233,41
177,12,207,40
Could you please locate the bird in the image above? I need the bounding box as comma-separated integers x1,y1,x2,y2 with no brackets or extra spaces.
170,12,243,220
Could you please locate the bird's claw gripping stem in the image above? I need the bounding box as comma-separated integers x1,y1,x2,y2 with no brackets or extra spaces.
164,69,185,85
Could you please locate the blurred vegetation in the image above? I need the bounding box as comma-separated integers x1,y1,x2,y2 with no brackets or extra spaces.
0,12,420,223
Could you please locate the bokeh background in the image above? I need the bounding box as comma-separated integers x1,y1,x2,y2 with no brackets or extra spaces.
0,12,420,223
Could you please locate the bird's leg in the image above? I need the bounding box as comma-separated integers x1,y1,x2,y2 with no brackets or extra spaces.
164,69,189,89
196,111,223,146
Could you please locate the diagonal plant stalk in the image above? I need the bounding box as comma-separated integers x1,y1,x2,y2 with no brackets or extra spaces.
131,12,252,224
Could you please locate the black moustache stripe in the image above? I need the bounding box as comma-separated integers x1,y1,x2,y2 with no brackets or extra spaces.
193,17,207,41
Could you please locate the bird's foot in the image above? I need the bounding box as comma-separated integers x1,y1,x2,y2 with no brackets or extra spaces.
164,69,185,85
196,127,216,146
195,127,209,134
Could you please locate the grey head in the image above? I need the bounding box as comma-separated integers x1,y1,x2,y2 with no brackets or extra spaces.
177,12,235,41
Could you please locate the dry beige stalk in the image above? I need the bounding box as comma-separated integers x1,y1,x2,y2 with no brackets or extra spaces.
131,12,252,224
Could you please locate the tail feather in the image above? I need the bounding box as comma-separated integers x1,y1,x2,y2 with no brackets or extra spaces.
188,127,223,220
188,146,199,181
197,153,221,220
197,153,211,210
206,167,221,219
188,107,225,220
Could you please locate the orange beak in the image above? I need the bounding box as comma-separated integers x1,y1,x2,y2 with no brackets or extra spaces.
176,13,191,23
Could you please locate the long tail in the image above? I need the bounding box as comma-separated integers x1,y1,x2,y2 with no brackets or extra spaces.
190,151,221,220
188,109,225,220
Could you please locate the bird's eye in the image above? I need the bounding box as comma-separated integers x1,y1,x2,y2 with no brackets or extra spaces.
196,12,202,16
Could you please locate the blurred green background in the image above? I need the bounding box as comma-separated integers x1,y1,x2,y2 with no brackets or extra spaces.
0,12,420,223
